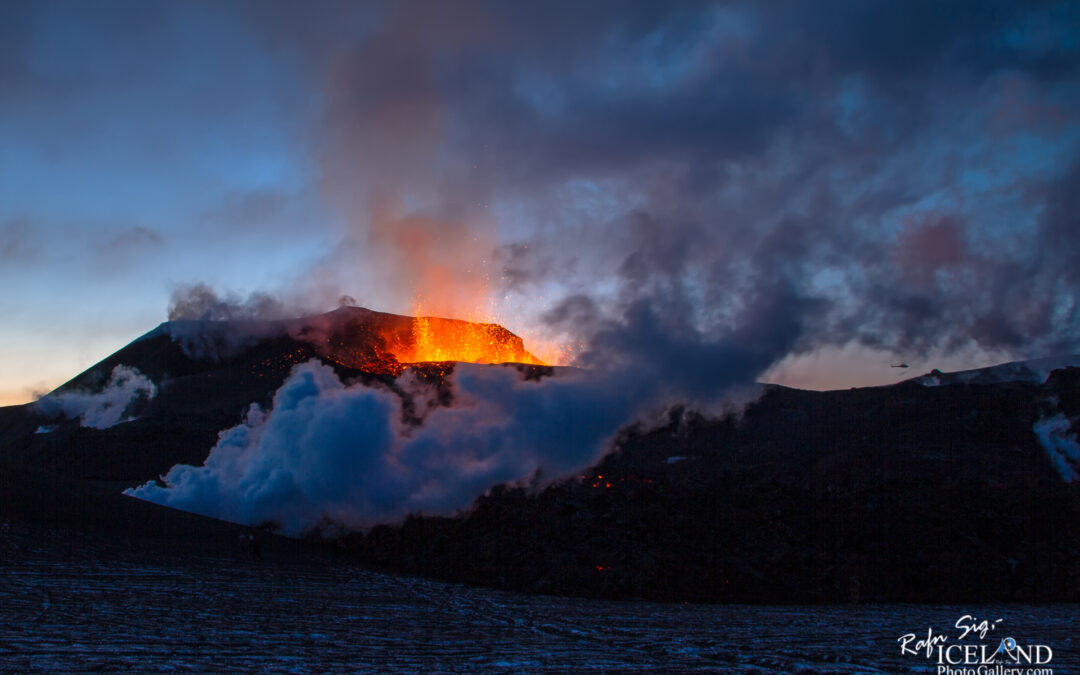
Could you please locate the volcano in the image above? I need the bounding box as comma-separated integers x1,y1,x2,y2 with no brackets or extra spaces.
1,308,1078,603
1,307,548,485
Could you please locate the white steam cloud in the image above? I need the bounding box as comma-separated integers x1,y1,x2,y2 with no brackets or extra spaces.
36,365,157,430
126,276,800,535
125,359,734,535
1033,413,1080,483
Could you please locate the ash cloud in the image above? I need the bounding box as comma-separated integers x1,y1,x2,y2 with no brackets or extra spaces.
131,192,817,535
159,284,314,361
285,0,1080,363
3,1,1079,392
131,256,806,533
167,283,294,322
127,0,1080,532
77,0,1078,530
128,214,813,533
35,365,156,429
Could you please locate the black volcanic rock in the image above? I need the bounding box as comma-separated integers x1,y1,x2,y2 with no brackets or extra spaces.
346,374,1080,604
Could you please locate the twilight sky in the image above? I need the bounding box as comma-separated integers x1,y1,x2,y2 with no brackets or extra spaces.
2,0,1079,405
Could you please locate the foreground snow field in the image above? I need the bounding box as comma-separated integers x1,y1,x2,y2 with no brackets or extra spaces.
1,527,1076,674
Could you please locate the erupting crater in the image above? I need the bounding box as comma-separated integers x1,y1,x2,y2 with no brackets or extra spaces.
301,306,545,376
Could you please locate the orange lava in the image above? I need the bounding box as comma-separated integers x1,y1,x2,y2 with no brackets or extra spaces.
388,314,546,365
310,305,561,376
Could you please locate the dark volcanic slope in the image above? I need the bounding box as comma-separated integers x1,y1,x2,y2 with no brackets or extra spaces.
0,306,541,484
0,308,546,595
2,309,1079,604
350,370,1080,604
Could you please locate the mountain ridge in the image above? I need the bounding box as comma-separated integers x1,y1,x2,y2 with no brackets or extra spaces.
1,312,1077,603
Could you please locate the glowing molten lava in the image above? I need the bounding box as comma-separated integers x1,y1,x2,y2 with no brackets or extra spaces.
397,314,545,365
307,306,562,376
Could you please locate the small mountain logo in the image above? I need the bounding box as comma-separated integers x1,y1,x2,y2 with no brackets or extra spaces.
988,637,1019,663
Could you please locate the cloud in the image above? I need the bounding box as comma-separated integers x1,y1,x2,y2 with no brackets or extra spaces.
284,0,1080,365
5,1,1080,413
135,222,812,534
35,364,156,429
126,270,794,534
126,360,630,533
101,0,1080,533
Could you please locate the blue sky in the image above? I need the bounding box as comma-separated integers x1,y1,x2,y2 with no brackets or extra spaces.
2,0,1079,404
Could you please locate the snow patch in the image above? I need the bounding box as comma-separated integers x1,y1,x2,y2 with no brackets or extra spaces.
1033,413,1080,483
915,355,1080,387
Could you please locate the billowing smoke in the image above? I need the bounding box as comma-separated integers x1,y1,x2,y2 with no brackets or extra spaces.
130,151,817,535
127,361,632,533
167,283,296,322
3,2,1079,407
288,0,1080,369
127,274,802,534
158,284,325,361
156,319,287,362
110,1,1080,532
1033,414,1080,483
36,365,156,430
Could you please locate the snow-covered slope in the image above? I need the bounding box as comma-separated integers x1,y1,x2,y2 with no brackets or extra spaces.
910,354,1080,387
